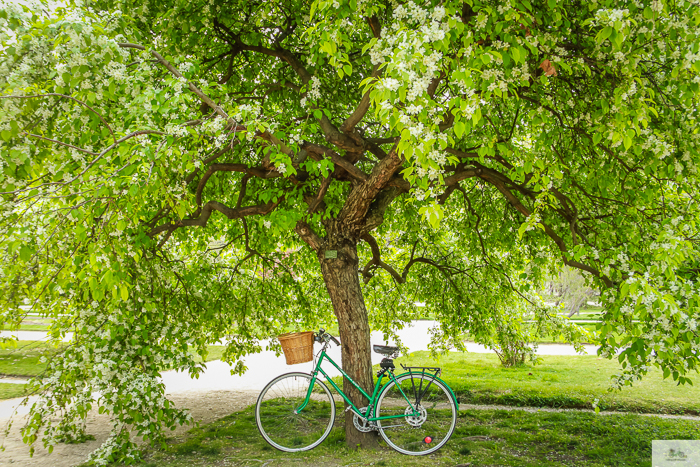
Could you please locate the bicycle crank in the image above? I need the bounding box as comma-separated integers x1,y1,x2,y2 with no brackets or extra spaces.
353,407,377,433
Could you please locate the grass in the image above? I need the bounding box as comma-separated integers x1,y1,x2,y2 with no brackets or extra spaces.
1,316,55,332
191,345,226,363
0,340,62,378
0,382,27,400
328,351,700,415
116,403,700,467
398,351,700,416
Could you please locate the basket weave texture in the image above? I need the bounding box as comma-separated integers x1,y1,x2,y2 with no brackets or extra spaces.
278,331,314,365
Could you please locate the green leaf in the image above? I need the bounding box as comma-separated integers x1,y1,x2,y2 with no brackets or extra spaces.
623,135,632,151
511,47,520,63
19,245,33,262
454,120,465,138
597,26,613,43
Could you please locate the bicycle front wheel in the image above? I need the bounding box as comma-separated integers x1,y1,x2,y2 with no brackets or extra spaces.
375,373,457,455
255,372,336,452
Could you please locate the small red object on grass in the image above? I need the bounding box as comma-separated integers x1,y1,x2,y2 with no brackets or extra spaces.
424,436,432,444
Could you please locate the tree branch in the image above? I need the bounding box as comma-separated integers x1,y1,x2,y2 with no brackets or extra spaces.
150,200,278,236
477,167,612,287
307,175,332,214
195,163,281,206
118,43,245,128
303,143,369,182
340,65,381,135
338,143,402,226
295,221,323,251
361,233,403,284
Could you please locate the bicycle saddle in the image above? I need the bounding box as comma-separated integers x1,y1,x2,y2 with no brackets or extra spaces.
373,345,399,356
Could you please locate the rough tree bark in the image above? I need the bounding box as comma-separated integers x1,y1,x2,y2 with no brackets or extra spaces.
318,235,378,448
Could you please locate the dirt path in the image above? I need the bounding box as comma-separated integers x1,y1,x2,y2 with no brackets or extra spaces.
459,402,700,421
0,390,259,467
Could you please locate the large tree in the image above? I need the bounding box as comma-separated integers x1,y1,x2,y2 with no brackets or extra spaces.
1,0,700,463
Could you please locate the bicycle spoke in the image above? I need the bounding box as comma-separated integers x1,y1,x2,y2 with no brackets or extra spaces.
256,373,336,452
375,374,457,455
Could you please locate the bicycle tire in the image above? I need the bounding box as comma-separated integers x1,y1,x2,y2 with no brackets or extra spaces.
375,373,457,455
255,372,336,452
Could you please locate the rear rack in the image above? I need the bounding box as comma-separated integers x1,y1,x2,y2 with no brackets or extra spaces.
400,364,441,377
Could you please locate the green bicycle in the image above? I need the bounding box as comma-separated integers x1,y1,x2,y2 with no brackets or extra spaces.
255,329,458,455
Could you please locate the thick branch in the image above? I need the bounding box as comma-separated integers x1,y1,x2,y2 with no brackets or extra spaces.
150,201,277,236
340,65,381,135
444,167,480,186
364,187,401,232
196,163,281,206
295,221,323,251
308,176,332,213
338,144,402,225
303,143,369,182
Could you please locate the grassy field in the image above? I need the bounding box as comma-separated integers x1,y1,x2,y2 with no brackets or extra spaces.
110,403,700,467
0,340,63,378
1,316,54,332
396,352,700,415
0,382,27,400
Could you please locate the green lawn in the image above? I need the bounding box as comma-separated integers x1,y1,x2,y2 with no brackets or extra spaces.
1,316,55,332
11,324,52,331
0,341,61,378
400,351,700,415
113,403,700,467
0,382,28,400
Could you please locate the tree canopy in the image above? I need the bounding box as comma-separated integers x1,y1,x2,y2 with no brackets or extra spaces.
1,0,700,462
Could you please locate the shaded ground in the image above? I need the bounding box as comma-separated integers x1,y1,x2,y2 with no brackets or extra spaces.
0,390,258,467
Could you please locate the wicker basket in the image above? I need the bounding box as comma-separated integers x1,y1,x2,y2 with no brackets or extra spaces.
278,331,315,365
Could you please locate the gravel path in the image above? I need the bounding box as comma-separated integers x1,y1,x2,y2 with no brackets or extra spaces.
459,402,700,421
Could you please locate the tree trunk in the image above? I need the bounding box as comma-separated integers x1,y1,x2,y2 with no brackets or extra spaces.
318,237,378,449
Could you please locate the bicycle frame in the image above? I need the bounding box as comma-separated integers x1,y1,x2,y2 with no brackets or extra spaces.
295,347,420,422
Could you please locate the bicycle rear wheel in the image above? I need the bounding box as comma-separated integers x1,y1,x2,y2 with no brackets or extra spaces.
375,373,457,455
255,372,336,452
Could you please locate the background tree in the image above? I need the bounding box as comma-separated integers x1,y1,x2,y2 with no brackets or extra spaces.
1,0,700,463
546,266,598,317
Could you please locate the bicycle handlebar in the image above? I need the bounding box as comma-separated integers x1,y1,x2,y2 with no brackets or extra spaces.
317,328,341,346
